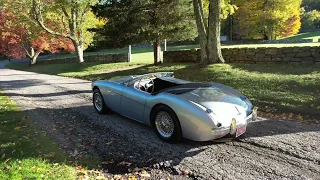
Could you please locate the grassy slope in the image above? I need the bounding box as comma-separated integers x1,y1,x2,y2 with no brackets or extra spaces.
281,31,320,41
0,91,87,179
6,62,320,117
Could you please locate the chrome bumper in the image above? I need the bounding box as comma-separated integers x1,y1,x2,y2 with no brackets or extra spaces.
211,108,257,140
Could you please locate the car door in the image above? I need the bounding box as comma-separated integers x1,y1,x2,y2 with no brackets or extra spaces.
99,83,123,114
120,86,151,123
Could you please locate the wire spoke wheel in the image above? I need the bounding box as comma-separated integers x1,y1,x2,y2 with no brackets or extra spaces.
155,111,175,138
94,93,103,112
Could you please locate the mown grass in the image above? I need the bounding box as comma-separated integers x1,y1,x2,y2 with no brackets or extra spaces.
281,31,320,41
6,62,320,117
0,91,90,179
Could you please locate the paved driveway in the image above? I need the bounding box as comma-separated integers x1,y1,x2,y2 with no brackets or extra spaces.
1,61,319,179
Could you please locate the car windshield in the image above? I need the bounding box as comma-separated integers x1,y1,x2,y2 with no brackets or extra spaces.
120,72,174,87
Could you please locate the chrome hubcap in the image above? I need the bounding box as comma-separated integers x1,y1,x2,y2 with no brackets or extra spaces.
155,111,174,138
94,93,103,111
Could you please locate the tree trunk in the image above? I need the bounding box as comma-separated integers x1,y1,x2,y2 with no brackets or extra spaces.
153,40,162,65
193,0,208,64
29,51,41,66
73,40,84,63
207,0,225,64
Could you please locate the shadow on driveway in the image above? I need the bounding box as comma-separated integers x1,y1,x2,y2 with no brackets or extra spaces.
1,101,319,175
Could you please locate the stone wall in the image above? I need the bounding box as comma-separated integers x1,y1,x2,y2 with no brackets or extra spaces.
36,53,128,65
262,39,315,44
163,46,320,65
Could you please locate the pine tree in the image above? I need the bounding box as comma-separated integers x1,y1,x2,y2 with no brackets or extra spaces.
95,0,197,65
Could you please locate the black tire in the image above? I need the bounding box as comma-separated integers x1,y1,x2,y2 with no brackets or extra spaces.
151,105,182,143
93,89,108,114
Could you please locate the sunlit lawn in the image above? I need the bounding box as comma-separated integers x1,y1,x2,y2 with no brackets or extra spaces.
281,31,320,41
7,61,320,117
0,91,97,179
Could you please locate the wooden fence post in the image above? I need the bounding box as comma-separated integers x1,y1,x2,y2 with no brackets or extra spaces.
128,45,132,62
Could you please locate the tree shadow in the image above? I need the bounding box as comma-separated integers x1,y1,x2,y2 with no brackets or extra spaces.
80,63,200,81
229,63,320,75
0,79,90,91
1,95,319,175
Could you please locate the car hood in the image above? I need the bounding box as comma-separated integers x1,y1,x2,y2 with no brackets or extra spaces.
177,82,253,117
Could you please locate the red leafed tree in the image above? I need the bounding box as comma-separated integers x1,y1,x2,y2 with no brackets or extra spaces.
0,10,74,65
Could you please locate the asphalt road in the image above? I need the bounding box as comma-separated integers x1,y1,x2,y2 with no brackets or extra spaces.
1,61,320,179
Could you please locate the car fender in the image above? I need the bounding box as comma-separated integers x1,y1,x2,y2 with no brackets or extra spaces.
92,81,123,113
145,93,217,141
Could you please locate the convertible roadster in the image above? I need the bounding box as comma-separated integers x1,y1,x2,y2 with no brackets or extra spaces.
92,72,257,142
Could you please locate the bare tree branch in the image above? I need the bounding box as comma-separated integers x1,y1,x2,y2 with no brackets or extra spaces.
32,0,74,40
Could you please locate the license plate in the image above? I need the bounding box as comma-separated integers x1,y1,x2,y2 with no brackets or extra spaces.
236,126,247,137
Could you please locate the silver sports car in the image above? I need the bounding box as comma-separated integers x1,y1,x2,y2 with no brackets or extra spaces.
92,72,257,142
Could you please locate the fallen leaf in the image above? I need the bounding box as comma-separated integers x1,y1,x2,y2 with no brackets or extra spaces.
4,158,11,163
78,169,87,176
128,175,137,180
101,160,114,165
113,175,122,180
21,116,27,121
288,113,294,119
3,166,10,171
14,127,21,131
95,176,106,180
44,152,56,158
297,114,303,121
140,170,151,178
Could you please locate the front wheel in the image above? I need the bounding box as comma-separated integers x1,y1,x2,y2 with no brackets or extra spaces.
93,89,108,114
151,105,182,143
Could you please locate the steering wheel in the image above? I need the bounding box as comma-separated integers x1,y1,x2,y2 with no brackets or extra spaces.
138,77,155,93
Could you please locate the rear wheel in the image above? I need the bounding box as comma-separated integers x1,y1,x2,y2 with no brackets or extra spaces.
93,89,108,114
151,105,182,143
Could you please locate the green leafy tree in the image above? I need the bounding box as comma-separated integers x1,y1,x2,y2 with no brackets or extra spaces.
95,0,197,65
302,10,320,29
31,0,105,63
232,0,302,40
303,0,320,11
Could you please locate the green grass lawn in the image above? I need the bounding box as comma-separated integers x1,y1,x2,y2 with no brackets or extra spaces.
281,31,320,42
7,62,320,117
0,91,98,179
